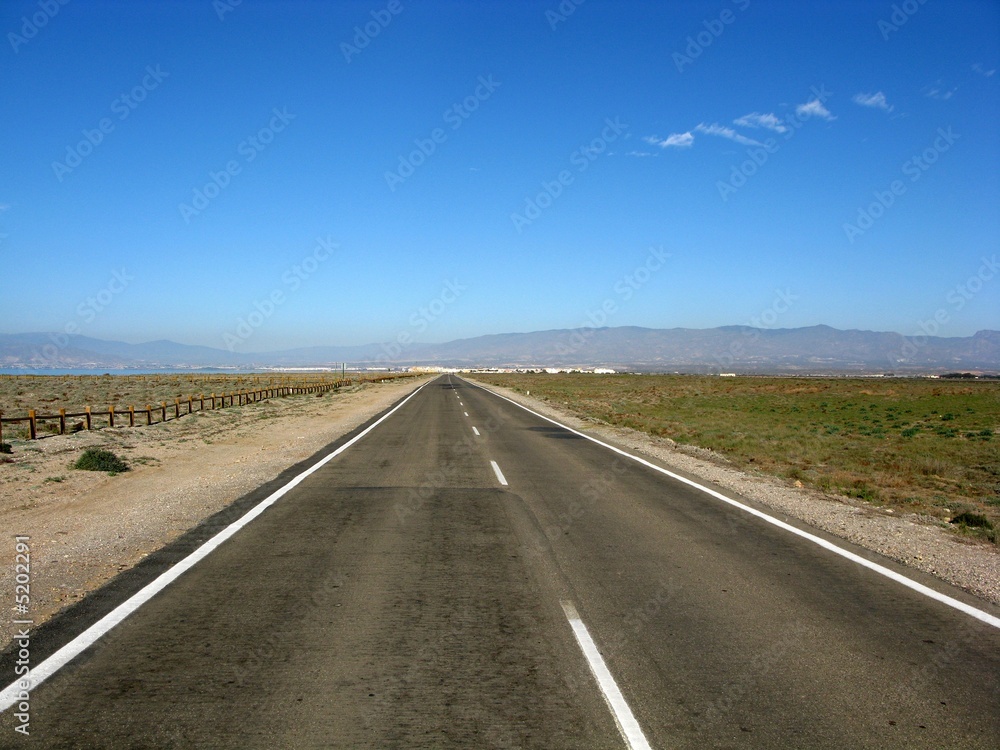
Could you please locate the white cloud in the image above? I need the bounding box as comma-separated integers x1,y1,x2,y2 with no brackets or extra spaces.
626,150,658,157
972,63,996,77
733,112,787,133
852,91,893,112
645,132,694,148
695,122,762,146
924,81,956,100
795,99,835,120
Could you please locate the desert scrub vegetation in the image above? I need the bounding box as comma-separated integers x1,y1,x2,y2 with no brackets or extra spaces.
0,372,343,417
73,448,130,474
473,374,1000,543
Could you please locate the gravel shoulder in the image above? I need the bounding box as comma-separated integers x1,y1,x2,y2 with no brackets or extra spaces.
467,377,1000,609
0,376,431,652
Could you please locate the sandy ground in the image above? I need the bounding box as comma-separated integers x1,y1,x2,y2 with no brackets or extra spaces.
0,376,431,652
466,378,1000,610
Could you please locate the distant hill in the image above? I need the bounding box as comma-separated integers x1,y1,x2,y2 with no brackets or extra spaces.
0,327,998,373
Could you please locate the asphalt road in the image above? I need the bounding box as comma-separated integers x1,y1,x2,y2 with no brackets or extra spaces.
2,374,998,748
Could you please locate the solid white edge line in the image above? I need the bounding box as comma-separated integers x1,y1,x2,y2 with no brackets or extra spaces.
490,460,508,486
472,426,480,436
561,601,652,750
465,379,1000,631
0,378,433,713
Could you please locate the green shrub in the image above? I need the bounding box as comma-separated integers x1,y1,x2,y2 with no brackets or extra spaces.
0,442,12,454
949,511,992,529
74,448,129,474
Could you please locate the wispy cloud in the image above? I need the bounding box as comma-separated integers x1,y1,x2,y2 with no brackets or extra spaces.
695,122,762,146
644,132,694,148
795,99,835,120
852,91,893,112
924,81,956,100
733,112,787,133
626,150,658,157
972,63,996,77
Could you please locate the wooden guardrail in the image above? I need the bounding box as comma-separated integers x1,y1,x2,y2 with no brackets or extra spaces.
0,380,354,443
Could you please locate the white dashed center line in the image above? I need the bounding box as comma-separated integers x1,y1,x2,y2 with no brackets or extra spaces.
490,460,508,486
472,426,480,436
561,601,652,750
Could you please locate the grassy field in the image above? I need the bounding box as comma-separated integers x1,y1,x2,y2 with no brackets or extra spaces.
472,374,1000,543
0,372,402,440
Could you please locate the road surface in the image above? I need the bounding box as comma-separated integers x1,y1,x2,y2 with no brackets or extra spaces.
2,374,998,748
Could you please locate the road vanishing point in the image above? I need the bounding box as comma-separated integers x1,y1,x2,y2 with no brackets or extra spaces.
2,375,998,748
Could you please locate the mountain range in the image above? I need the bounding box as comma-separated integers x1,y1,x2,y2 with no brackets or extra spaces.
1,327,998,373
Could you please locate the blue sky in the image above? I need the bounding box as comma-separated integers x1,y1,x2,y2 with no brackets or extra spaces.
1,0,998,352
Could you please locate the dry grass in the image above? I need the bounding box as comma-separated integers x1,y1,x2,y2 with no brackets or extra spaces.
473,374,1000,543
0,372,412,440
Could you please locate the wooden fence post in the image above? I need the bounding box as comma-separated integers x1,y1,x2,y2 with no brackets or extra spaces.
109,405,115,428
85,406,92,431
161,402,167,421
146,405,152,426
29,410,37,440
174,399,180,419
188,397,193,414
59,408,66,435
129,406,135,427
